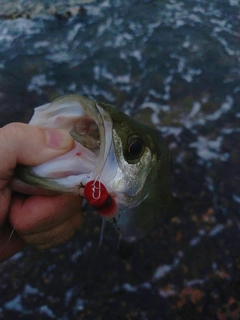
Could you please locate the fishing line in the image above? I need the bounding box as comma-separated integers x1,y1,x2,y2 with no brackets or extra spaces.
98,218,105,249
0,228,15,252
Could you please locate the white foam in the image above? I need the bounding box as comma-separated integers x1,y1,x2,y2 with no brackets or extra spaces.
122,283,137,292
24,284,41,296
182,67,202,82
74,298,85,311
5,295,24,312
188,101,201,118
159,286,177,298
39,305,55,318
27,74,55,94
209,224,225,237
190,236,201,246
190,136,229,161
152,264,173,281
233,194,240,204
67,23,82,42
207,95,233,121
229,0,239,5
34,40,49,49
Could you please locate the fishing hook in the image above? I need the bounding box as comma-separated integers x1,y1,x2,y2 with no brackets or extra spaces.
91,176,102,200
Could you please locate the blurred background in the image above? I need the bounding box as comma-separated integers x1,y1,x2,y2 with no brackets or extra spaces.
0,0,240,319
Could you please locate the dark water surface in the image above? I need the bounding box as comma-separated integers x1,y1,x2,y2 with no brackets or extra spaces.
0,0,240,319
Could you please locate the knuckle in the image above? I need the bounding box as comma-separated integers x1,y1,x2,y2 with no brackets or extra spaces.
2,123,25,142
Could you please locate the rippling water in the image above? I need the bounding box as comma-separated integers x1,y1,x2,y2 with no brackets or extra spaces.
0,0,240,319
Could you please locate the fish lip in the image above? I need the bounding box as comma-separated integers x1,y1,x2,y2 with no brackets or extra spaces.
91,100,113,179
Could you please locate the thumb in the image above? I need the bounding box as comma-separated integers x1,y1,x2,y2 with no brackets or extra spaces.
0,123,74,179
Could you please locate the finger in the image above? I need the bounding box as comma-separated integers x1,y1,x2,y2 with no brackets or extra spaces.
0,123,74,180
0,186,11,225
22,211,82,249
9,194,82,234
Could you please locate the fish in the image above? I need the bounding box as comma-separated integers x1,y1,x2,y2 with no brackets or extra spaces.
16,94,177,242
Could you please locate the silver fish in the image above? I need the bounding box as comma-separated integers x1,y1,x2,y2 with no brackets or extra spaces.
17,94,176,242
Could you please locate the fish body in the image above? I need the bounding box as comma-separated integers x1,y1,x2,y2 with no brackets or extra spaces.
17,94,176,241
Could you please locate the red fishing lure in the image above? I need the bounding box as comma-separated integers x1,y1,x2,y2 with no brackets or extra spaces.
84,180,117,217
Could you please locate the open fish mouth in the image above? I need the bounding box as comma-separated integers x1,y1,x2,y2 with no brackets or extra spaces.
16,94,175,240
18,95,118,216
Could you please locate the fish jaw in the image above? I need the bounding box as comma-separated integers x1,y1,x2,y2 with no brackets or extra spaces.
17,95,118,199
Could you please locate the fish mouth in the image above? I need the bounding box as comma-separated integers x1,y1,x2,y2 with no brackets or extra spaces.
61,95,113,181
18,94,119,218
25,95,114,194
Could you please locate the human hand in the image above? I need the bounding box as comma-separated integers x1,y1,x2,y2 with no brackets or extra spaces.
0,123,83,262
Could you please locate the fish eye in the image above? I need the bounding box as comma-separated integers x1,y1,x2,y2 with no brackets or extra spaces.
125,135,145,161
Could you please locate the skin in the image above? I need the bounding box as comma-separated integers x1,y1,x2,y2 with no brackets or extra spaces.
0,123,83,262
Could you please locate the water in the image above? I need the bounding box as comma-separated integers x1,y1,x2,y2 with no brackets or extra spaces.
0,0,240,319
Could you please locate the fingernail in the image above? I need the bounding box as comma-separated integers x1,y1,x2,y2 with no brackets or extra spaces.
44,128,74,150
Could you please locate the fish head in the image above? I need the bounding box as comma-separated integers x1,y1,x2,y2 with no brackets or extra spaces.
97,101,172,207
99,102,175,241
16,94,175,240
